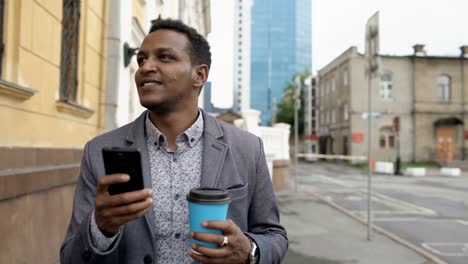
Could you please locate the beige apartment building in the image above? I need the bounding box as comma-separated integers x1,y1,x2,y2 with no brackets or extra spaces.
316,45,468,163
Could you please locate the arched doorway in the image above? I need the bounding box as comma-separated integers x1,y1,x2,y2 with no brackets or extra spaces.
434,117,463,161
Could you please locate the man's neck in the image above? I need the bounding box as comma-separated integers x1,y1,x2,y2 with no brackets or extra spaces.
148,107,200,150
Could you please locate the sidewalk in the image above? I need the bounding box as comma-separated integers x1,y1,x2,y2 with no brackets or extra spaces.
277,190,431,264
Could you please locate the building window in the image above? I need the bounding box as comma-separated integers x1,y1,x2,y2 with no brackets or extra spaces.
331,77,335,93
379,126,395,149
343,69,349,86
380,71,393,100
60,0,81,101
437,74,451,102
343,103,349,121
331,109,336,123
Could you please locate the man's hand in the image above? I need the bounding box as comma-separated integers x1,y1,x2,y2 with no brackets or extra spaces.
94,174,153,235
188,219,251,264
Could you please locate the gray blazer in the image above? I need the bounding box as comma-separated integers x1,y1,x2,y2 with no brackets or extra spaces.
60,110,288,264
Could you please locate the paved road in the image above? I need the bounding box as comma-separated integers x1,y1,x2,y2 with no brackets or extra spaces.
294,161,468,264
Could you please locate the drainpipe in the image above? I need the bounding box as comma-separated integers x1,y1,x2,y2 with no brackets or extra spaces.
461,46,467,160
411,56,416,162
104,0,122,131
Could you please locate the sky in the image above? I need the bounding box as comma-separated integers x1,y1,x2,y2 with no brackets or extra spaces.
208,0,468,108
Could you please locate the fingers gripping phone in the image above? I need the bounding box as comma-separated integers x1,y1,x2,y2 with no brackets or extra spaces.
102,147,144,195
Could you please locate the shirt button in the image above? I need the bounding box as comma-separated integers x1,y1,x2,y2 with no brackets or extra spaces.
144,255,153,264
174,194,180,200
173,157,177,162
190,138,195,143
153,142,158,147
174,233,181,239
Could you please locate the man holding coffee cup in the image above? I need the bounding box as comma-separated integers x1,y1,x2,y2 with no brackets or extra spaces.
61,19,287,264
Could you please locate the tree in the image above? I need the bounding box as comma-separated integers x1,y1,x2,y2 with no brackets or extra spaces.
275,69,310,135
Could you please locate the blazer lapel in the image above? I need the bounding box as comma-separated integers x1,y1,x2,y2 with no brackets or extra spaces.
125,111,156,237
200,110,228,188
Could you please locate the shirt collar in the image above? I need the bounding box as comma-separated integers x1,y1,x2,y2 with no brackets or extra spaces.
145,110,204,149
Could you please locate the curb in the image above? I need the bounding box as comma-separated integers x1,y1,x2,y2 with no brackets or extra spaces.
304,188,448,264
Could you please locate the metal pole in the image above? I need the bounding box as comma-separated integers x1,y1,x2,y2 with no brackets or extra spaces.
367,71,373,241
294,84,299,193
461,52,465,160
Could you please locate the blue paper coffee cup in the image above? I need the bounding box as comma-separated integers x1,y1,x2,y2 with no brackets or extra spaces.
187,187,231,249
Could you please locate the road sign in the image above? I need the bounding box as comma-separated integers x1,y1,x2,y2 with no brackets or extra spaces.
361,112,381,119
365,12,380,78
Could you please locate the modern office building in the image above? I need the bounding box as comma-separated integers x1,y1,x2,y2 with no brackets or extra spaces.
203,81,214,112
233,0,253,114
250,0,312,124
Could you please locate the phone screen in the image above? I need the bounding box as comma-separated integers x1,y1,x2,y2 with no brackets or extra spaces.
102,147,144,195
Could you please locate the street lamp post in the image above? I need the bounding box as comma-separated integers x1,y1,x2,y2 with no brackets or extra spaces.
294,75,301,193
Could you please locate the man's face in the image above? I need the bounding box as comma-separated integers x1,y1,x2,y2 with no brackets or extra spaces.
135,29,199,112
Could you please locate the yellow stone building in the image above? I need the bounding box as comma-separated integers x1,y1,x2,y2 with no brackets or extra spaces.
0,0,108,263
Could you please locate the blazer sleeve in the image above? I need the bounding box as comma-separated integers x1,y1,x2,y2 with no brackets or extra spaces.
60,142,122,264
245,137,288,264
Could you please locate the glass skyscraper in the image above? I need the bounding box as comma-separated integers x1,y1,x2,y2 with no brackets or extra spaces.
250,0,312,125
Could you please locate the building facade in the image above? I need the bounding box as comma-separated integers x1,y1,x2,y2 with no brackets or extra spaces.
316,45,468,162
303,75,318,154
0,1,109,263
250,0,312,125
232,0,252,114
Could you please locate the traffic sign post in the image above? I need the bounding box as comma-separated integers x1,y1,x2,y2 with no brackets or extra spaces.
365,11,380,241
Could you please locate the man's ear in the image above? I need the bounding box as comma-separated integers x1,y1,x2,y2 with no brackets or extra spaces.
193,64,209,89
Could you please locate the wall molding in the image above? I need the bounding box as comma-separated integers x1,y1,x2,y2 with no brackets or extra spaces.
0,79,37,100
56,99,95,119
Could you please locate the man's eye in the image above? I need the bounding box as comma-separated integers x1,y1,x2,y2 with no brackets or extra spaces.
160,54,173,61
137,57,146,65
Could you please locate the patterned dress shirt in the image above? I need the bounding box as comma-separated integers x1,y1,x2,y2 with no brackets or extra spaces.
90,111,204,264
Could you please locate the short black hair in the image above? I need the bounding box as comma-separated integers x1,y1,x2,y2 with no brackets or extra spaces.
149,19,211,69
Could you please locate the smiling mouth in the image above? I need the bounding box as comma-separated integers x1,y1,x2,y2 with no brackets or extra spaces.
140,80,162,87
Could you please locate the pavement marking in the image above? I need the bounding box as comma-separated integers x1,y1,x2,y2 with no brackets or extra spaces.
296,167,354,188
375,217,460,222
344,195,363,201
304,188,448,264
352,211,437,216
359,189,438,216
298,167,437,217
458,220,468,225
422,243,468,257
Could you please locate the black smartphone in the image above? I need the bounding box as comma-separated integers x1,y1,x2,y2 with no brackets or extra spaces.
102,147,144,195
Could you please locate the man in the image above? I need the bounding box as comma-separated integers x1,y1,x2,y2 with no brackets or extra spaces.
60,19,287,264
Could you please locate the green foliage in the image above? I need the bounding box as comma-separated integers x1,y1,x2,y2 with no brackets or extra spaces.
275,69,310,135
